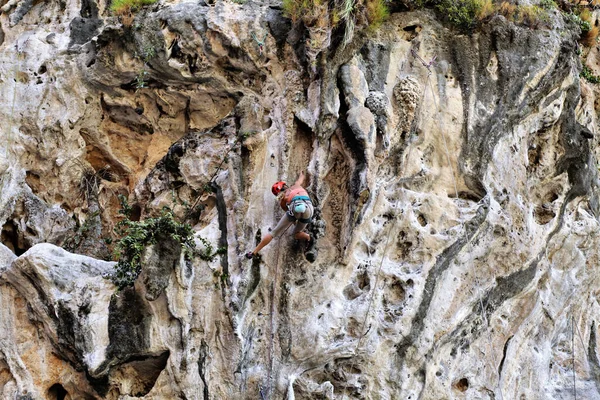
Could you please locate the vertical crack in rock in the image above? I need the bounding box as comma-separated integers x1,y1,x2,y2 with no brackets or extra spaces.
93,288,170,396
497,335,513,378
242,255,261,309
197,339,210,400
210,182,229,283
587,321,600,394
557,82,597,206
395,197,489,361
56,301,86,371
278,276,292,361
318,31,369,138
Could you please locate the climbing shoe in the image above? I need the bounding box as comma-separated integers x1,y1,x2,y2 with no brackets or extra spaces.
304,237,316,263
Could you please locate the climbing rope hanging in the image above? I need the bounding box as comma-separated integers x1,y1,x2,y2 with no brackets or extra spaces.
340,50,432,399
339,49,504,399
572,316,577,400
416,49,504,398
259,222,293,400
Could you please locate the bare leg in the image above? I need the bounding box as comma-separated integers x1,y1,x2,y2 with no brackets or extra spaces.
252,233,273,255
294,231,310,241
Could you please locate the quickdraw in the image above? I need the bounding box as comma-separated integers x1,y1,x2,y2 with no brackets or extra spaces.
252,32,268,56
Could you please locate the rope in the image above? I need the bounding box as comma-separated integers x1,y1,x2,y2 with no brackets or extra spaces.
573,316,577,400
185,134,240,220
265,222,293,399
421,54,503,398
340,66,425,398
343,50,499,399
425,71,459,199
416,49,507,398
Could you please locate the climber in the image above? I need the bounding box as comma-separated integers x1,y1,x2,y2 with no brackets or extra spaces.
245,171,313,258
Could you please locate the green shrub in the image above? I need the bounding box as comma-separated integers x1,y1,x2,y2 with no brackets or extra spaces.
110,0,156,14
539,0,557,10
564,13,591,34
581,65,600,84
581,19,592,34
366,0,389,29
282,0,388,39
109,195,196,289
435,0,485,31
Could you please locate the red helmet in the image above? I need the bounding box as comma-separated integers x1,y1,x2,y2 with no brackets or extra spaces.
271,181,286,196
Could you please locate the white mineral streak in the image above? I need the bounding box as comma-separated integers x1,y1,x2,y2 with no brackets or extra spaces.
1,1,600,399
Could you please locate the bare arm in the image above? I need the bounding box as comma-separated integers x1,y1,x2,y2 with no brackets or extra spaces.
293,171,306,187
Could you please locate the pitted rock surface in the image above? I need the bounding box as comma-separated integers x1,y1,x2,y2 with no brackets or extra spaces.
2,2,600,399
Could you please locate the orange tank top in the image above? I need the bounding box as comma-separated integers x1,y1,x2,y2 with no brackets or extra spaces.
280,187,308,209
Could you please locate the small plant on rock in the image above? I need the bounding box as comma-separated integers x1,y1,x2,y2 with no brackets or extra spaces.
435,0,495,31
516,5,548,29
134,69,149,90
111,0,157,25
365,0,390,30
581,65,600,84
539,0,557,10
282,0,389,45
108,195,197,289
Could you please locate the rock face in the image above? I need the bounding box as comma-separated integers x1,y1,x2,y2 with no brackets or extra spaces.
2,1,600,399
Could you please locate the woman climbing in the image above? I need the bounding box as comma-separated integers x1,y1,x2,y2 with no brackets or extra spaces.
246,171,314,259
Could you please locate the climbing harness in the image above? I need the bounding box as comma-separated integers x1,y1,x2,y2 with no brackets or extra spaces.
252,32,268,57
286,195,313,224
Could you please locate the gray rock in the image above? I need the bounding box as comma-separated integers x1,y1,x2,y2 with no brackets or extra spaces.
366,91,390,116
347,106,376,144
340,58,369,108
0,243,16,273
4,244,115,377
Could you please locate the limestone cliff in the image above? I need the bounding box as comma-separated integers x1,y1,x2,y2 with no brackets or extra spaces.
2,0,600,399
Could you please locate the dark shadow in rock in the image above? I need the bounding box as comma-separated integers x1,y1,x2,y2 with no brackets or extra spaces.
100,97,154,135
69,17,103,47
47,383,68,400
1,221,27,256
140,234,182,301
106,287,152,360
109,351,170,397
